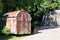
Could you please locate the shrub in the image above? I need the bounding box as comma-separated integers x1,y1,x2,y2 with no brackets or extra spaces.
1,26,10,35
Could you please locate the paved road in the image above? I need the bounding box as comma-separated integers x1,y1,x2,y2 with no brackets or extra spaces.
20,26,60,40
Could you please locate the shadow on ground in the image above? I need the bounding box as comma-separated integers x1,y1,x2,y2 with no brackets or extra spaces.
0,35,12,40
31,26,60,35
0,34,28,40
37,26,60,30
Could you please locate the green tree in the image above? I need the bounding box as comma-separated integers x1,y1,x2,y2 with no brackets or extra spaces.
0,0,3,16
0,0,60,26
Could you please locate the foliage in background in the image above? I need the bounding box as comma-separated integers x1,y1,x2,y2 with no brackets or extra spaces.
0,0,60,26
0,0,3,16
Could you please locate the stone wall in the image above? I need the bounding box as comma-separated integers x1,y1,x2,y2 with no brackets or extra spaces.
42,10,60,26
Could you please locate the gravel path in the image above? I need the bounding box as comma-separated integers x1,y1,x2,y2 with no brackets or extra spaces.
20,26,60,40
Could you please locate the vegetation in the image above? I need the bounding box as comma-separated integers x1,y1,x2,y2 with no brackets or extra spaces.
0,0,60,26
0,0,60,40
1,26,10,35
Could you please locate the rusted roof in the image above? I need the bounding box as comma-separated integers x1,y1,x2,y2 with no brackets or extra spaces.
3,11,20,17
3,10,27,18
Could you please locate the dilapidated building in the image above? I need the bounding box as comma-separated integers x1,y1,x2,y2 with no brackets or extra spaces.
3,10,32,34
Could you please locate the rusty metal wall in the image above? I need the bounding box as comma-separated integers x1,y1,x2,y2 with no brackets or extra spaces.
17,11,31,34
4,10,32,34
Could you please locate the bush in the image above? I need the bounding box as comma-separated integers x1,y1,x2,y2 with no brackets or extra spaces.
1,26,10,35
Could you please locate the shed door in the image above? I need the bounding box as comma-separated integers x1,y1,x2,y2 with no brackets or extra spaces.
23,13,31,34
17,13,25,34
17,12,31,34
21,13,31,34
